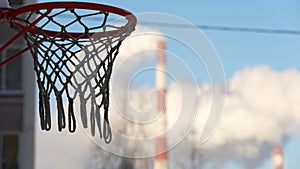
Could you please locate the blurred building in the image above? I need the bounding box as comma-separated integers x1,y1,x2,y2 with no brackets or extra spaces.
0,0,36,169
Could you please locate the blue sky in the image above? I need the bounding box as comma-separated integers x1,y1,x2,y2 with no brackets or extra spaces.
37,0,300,168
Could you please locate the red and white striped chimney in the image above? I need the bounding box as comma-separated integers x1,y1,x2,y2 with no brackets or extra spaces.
154,40,168,169
273,146,283,169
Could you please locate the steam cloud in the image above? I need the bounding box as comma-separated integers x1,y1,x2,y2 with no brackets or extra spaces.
170,65,300,169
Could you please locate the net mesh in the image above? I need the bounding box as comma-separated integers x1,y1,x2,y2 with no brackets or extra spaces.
11,6,134,143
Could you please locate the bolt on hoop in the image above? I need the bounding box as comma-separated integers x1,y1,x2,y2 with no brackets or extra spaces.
0,2,137,143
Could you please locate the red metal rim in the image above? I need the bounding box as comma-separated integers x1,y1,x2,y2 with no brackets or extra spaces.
0,8,14,22
6,2,137,38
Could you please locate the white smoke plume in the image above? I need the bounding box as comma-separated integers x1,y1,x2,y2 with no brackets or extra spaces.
111,25,165,89
169,65,300,169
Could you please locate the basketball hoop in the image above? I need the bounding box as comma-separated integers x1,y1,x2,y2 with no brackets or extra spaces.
0,2,137,143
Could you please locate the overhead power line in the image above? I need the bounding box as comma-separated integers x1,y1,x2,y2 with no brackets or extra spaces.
55,14,300,36
139,21,300,36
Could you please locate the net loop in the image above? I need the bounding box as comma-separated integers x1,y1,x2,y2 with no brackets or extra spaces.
38,88,51,131
9,3,136,143
68,98,76,133
56,92,66,131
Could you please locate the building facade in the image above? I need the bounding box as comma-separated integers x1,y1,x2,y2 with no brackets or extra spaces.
0,0,36,169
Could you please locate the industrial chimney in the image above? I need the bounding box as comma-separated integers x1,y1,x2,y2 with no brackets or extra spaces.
273,146,283,169
154,40,168,169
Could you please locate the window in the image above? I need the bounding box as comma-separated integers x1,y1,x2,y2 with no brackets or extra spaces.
0,135,19,169
0,49,22,91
